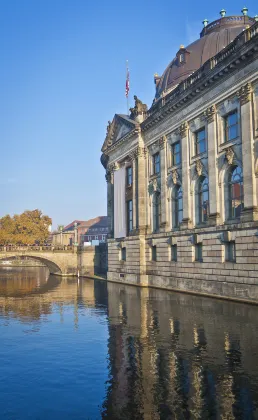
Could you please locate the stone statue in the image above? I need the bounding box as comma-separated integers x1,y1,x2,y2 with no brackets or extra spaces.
129,95,148,118
106,120,112,136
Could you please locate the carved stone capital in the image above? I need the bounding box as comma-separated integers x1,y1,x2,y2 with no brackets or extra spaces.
237,83,252,106
108,162,119,173
135,146,147,158
179,122,188,138
195,159,203,176
204,105,216,123
159,136,166,150
225,147,234,165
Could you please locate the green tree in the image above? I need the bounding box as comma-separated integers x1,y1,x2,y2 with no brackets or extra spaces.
0,210,52,245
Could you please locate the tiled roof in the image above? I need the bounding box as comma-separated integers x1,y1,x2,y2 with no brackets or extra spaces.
63,216,108,231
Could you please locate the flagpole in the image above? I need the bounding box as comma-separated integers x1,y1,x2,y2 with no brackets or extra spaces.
126,60,129,115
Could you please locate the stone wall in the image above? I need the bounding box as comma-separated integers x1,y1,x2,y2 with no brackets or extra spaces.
107,222,258,303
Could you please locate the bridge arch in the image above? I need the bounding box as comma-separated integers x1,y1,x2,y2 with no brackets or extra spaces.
0,255,62,275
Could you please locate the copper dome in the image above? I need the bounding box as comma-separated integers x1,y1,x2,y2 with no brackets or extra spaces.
155,13,256,100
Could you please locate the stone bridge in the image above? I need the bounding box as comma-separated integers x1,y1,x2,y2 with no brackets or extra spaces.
0,245,106,277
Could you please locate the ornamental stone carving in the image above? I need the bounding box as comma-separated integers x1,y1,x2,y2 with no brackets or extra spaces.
237,83,252,105
108,162,119,172
159,136,166,150
195,159,203,176
172,169,179,184
134,146,147,158
204,105,216,123
148,177,161,195
225,147,234,165
179,122,188,137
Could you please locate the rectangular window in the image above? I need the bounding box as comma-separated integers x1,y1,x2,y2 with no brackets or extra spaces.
121,247,126,261
195,128,206,155
126,166,132,185
172,141,181,166
171,245,177,262
225,241,236,262
127,200,133,234
224,110,238,142
195,243,203,262
153,153,160,174
152,245,157,261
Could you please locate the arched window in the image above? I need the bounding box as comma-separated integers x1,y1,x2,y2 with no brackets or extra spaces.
229,166,243,219
173,186,183,228
198,177,209,224
153,192,161,232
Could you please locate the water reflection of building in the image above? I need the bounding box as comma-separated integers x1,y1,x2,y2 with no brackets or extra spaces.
103,282,258,419
1,271,258,418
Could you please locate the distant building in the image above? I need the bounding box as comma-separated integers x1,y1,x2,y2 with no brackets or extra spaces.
78,216,108,245
51,217,108,246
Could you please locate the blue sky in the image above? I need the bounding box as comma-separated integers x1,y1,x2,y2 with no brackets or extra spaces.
0,0,256,228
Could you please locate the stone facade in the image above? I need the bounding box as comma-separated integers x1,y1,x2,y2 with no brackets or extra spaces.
101,17,258,303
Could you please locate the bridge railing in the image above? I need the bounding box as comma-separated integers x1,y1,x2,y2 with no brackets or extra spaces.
0,245,74,252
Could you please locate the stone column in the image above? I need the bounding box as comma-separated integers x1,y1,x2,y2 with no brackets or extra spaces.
137,146,147,234
60,226,63,245
105,169,114,237
238,83,258,221
130,153,137,231
205,105,220,225
180,122,192,228
136,145,149,285
74,222,78,246
159,136,168,232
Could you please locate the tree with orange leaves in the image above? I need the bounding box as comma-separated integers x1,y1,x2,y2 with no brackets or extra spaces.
0,210,52,245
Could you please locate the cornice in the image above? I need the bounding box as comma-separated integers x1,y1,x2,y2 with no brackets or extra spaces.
104,126,140,155
141,22,258,133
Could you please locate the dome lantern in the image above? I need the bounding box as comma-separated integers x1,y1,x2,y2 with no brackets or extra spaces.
241,7,248,16
220,9,226,18
202,19,209,27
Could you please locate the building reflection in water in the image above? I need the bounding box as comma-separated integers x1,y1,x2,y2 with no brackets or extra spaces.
0,268,258,418
102,283,258,419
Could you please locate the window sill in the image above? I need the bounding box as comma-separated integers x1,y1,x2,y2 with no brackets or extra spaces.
167,164,181,173
219,137,240,150
224,218,241,225
195,222,208,228
150,173,160,180
191,151,206,162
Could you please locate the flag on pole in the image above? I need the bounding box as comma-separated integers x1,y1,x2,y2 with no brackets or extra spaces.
125,62,130,98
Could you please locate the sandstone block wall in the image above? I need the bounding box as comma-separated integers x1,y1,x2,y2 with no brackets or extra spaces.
107,223,258,303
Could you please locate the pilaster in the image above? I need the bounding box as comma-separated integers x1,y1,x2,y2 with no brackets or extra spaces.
136,146,148,234
180,122,192,229
105,169,114,237
238,83,258,221
204,105,220,225
159,136,168,232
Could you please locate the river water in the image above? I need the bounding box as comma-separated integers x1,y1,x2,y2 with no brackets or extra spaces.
0,267,258,419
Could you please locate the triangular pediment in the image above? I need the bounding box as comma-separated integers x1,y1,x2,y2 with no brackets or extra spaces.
101,114,136,153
